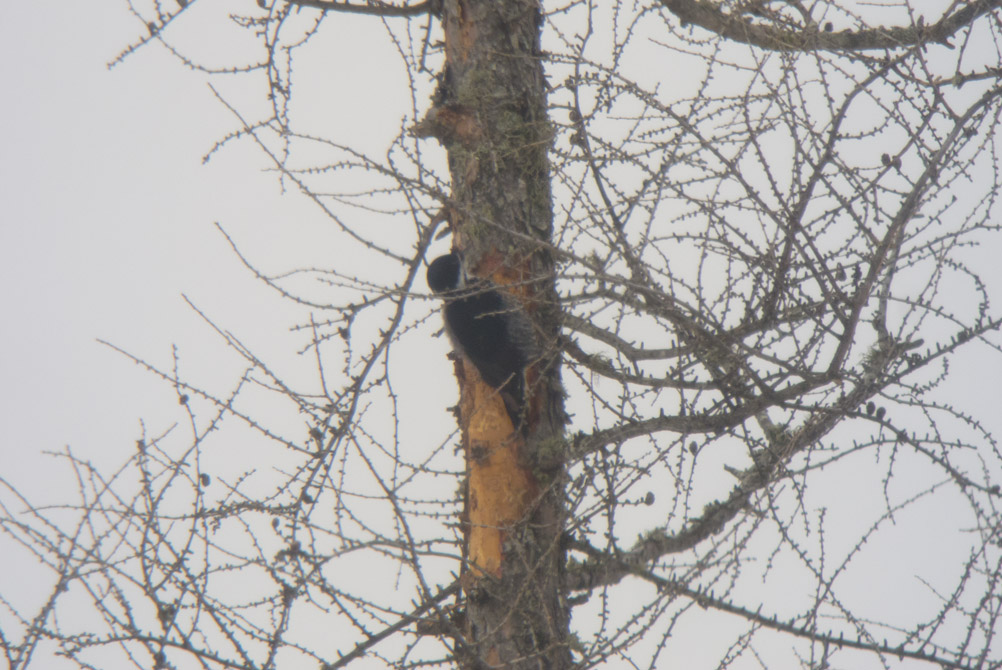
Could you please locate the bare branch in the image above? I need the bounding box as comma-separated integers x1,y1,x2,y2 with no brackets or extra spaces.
287,0,433,17
659,0,1002,52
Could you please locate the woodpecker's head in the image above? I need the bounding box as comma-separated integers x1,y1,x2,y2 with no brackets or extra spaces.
427,253,464,294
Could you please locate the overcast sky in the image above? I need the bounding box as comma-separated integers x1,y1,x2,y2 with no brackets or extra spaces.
3,2,1002,667
5,0,1000,484
5,0,1002,550
2,3,352,493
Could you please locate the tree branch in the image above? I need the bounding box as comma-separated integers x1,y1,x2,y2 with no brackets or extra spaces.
565,551,981,670
659,0,1002,52
569,335,906,580
287,0,433,17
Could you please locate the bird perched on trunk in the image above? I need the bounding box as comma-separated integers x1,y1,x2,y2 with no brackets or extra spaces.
426,252,540,432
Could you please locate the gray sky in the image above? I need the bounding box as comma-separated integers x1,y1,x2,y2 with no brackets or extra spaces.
3,2,1001,668
2,3,325,492
5,1,999,490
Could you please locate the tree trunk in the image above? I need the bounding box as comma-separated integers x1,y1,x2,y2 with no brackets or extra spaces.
417,0,570,667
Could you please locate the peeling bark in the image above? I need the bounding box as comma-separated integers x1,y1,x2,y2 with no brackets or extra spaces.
422,0,571,667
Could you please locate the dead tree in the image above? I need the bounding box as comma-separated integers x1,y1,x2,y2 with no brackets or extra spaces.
2,1,1002,669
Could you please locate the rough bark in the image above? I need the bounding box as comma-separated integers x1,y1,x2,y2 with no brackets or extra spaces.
416,0,570,667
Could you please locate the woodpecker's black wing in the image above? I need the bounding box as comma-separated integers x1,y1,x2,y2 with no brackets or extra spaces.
428,253,540,431
444,287,528,392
